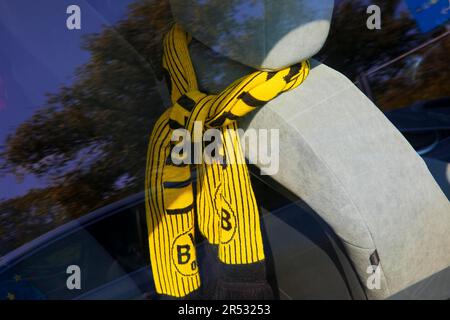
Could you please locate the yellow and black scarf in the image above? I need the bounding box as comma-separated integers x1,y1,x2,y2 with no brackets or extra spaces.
145,23,310,298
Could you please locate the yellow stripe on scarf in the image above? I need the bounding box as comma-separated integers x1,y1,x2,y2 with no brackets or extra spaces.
145,23,310,297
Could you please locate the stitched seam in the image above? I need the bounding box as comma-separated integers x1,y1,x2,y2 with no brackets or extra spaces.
286,65,356,123
271,110,392,295
343,240,391,297
340,237,372,250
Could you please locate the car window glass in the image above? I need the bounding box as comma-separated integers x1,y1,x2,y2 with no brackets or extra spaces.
1,205,149,299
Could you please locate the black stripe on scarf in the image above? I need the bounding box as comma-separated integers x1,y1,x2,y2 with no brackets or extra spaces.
209,112,240,127
166,204,194,215
177,94,196,111
238,92,267,108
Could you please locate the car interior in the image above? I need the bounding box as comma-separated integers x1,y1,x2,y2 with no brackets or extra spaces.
0,0,449,301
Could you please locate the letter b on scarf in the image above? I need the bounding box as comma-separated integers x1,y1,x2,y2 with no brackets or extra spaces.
172,231,198,276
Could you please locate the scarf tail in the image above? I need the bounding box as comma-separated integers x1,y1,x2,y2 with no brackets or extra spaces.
145,23,309,298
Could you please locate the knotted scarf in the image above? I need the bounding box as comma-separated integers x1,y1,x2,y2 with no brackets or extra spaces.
145,23,310,298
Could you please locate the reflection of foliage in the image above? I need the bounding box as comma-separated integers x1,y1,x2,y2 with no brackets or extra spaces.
1,0,449,255
0,0,173,255
373,36,450,111
319,0,418,78
317,0,449,111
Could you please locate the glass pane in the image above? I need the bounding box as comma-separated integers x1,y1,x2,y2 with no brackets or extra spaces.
368,35,450,112
0,0,171,255
0,205,149,299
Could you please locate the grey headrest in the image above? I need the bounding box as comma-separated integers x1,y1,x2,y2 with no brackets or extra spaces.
170,0,334,70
